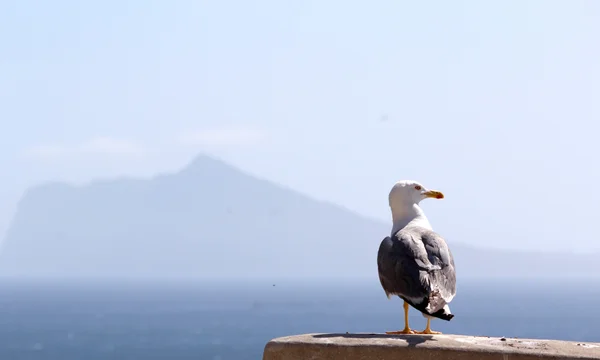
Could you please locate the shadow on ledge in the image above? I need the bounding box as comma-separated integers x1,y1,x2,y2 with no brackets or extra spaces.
312,333,435,347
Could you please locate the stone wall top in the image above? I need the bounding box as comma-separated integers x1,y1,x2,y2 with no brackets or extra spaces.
263,333,600,360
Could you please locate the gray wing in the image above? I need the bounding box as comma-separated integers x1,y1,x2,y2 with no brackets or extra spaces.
377,227,456,306
419,229,456,302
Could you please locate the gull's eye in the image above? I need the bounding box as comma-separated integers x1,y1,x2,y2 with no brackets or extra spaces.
415,185,422,190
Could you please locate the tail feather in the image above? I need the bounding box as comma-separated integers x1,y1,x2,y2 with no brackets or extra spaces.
428,304,454,321
404,290,455,321
425,290,446,314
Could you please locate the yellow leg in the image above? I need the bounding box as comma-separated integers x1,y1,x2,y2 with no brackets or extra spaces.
386,301,415,334
416,318,442,335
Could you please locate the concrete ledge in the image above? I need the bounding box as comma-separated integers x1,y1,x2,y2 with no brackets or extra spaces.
263,333,600,360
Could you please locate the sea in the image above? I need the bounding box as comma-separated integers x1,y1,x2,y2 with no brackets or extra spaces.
0,278,597,360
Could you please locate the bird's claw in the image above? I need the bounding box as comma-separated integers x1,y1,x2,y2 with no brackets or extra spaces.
386,329,416,335
415,329,442,335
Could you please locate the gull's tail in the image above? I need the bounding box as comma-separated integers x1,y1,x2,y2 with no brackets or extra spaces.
407,290,455,321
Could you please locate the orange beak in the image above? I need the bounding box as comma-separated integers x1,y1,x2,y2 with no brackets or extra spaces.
423,190,444,199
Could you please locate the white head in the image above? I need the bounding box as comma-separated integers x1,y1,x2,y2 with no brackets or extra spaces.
389,180,444,207
388,180,444,233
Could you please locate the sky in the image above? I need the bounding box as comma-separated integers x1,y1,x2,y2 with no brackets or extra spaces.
1,0,600,252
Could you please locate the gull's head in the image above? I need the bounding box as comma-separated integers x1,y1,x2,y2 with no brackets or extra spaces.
388,180,444,208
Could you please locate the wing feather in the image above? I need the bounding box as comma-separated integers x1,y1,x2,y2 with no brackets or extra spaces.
377,226,456,312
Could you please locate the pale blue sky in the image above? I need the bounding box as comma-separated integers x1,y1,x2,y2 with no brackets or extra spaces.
1,0,600,252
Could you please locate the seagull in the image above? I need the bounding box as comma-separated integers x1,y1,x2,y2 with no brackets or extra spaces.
377,180,457,335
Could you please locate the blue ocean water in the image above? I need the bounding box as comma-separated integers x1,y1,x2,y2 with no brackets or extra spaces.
0,278,597,360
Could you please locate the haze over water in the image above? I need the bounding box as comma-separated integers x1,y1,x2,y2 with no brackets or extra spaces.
0,278,596,360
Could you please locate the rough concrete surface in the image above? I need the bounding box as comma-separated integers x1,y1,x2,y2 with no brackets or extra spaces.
263,333,600,360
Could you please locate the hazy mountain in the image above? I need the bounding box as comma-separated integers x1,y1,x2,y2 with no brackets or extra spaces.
0,155,597,280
